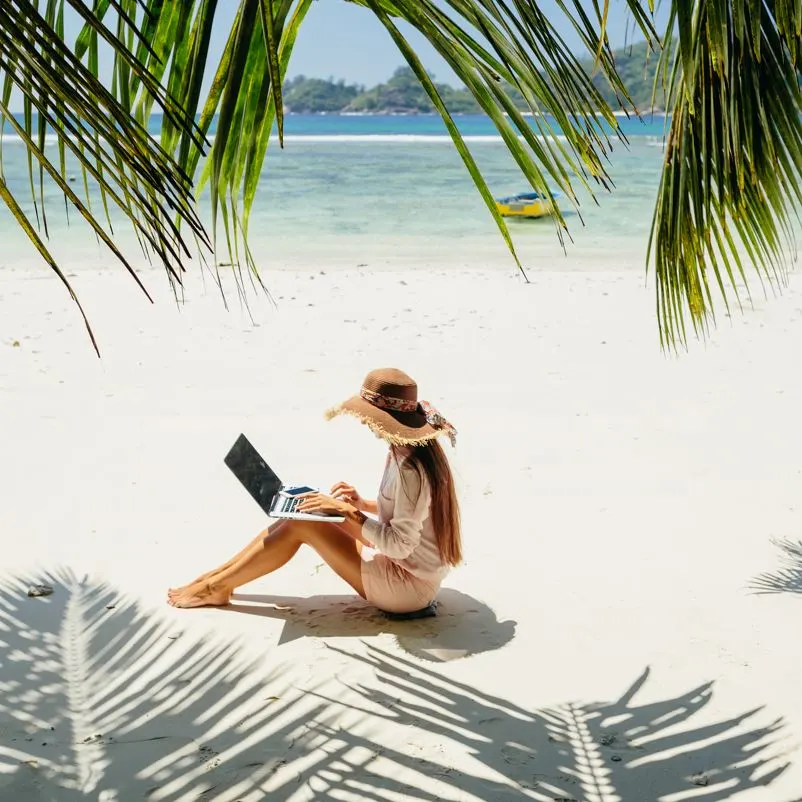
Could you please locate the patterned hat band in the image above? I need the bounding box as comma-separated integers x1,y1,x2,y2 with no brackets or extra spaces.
360,387,458,446
360,387,417,412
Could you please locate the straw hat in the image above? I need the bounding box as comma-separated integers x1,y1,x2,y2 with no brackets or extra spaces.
325,368,457,447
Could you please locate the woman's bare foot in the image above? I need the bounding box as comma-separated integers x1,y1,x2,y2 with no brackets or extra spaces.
168,530,272,599
169,575,207,595
168,583,231,608
168,570,220,599
168,581,201,599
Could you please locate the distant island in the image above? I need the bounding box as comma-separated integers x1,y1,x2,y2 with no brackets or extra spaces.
284,41,664,115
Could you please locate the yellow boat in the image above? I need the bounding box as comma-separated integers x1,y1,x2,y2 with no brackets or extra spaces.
495,191,558,218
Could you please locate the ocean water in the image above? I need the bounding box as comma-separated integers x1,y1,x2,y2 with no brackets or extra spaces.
0,114,670,273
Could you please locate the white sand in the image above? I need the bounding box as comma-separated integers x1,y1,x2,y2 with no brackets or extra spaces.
1,260,801,800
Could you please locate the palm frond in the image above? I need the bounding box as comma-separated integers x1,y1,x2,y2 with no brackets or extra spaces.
183,0,661,283
2,0,661,345
648,0,802,348
0,0,209,352
4,2,801,350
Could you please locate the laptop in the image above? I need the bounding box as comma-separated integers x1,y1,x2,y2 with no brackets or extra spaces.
224,433,345,523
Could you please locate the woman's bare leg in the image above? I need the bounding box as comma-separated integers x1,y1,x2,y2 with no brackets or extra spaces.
168,524,281,598
169,520,365,608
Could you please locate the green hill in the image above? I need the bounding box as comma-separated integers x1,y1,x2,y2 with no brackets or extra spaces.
283,41,665,115
342,66,481,114
282,76,363,113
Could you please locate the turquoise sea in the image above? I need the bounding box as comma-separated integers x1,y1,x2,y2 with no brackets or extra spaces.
1,114,671,272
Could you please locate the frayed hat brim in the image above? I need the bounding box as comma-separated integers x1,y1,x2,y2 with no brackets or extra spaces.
325,399,445,446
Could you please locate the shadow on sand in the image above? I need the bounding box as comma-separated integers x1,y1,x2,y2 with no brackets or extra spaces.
315,645,792,802
749,537,802,595
224,587,517,662
0,569,794,800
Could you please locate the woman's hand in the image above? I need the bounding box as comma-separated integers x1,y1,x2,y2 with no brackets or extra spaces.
297,493,353,517
330,481,365,510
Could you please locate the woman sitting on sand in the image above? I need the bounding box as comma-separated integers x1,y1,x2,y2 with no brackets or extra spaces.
168,368,462,613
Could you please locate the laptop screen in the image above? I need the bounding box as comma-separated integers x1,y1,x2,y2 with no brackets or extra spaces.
224,434,282,516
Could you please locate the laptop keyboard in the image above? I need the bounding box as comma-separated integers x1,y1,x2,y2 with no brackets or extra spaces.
279,495,302,514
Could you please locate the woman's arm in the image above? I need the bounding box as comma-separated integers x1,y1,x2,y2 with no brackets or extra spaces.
360,499,379,515
340,506,374,546
359,465,427,560
296,495,374,546
330,481,378,515
336,496,423,559
299,466,426,558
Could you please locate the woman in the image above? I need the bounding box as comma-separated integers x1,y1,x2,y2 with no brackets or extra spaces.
168,368,462,613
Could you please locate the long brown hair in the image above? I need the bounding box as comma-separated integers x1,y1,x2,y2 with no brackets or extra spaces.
395,440,462,566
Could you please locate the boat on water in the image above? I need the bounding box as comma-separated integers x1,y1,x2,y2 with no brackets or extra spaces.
495,191,558,219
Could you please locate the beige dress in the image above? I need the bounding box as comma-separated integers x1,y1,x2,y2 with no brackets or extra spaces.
359,453,449,613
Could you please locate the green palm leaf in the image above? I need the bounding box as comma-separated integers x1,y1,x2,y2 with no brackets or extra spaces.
648,0,802,347
2,1,801,350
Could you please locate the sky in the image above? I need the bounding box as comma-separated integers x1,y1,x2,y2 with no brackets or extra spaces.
209,0,664,88
9,1,668,111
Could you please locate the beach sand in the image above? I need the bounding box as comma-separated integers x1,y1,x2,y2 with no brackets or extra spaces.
1,260,801,800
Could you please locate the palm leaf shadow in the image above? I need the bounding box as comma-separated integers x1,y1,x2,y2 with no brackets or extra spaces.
749,538,802,595
0,568,393,801
0,570,794,800
0,569,515,800
313,645,793,802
